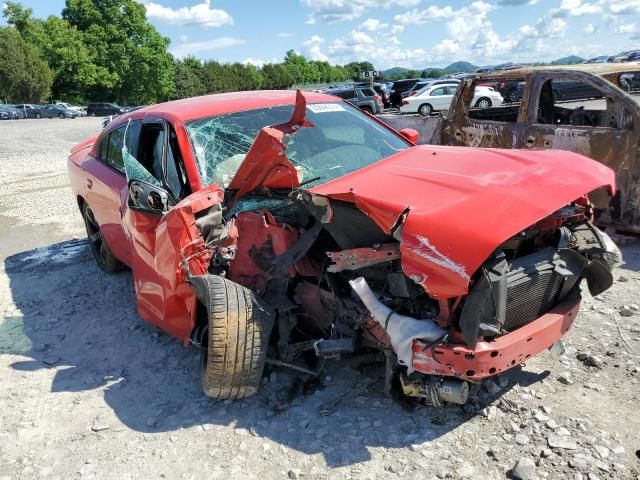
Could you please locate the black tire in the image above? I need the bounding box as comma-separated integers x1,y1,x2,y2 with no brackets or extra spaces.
194,275,273,400
506,89,519,102
35,113,41,119
89,112,95,117
475,97,492,108
418,103,432,116
58,113,64,119
361,106,373,114
82,202,123,273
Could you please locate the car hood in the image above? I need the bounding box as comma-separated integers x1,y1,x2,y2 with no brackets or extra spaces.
310,145,615,298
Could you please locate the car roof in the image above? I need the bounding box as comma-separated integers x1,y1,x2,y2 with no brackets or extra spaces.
133,90,336,122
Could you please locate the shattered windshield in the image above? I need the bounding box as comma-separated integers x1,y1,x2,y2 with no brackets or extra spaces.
185,102,410,189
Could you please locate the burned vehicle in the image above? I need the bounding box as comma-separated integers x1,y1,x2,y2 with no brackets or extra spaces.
68,90,620,405
388,64,640,234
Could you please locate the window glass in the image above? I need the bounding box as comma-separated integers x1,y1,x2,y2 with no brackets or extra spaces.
185,102,409,189
430,88,446,96
536,79,618,128
467,78,525,122
361,88,376,97
106,127,125,171
165,128,188,199
98,134,109,162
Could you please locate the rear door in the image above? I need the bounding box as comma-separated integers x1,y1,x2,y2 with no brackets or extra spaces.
83,124,132,266
428,87,453,111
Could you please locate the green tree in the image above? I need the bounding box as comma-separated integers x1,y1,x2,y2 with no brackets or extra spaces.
61,0,174,104
0,27,52,102
261,63,293,89
171,56,206,100
4,2,105,102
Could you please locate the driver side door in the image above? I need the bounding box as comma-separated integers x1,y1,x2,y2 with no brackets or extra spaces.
121,118,199,339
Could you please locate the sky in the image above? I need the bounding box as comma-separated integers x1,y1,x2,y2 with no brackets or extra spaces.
3,0,639,69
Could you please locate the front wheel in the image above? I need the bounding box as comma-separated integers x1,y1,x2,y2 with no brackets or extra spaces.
82,202,123,273
58,113,65,119
192,275,273,400
418,103,432,116
35,113,41,119
475,97,492,108
506,89,519,102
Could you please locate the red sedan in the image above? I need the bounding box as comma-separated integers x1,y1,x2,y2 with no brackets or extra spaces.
68,90,620,405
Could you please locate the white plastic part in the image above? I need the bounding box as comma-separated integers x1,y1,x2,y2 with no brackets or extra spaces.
349,277,447,373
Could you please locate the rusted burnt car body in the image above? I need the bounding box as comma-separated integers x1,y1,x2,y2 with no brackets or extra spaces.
435,64,640,233
68,90,621,406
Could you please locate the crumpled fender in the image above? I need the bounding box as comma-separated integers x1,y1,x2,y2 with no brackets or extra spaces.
154,184,227,288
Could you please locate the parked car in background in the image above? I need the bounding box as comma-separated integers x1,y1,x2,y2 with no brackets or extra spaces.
390,79,421,107
56,102,87,116
401,81,430,99
411,78,463,98
87,103,125,117
0,105,21,120
34,104,80,119
13,104,39,118
611,50,640,63
356,83,391,108
325,86,383,114
401,84,502,116
1,105,25,119
585,55,612,64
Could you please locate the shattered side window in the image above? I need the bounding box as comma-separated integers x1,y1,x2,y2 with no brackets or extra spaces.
185,102,410,189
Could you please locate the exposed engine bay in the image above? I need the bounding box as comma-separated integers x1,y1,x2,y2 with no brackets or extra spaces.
189,189,621,407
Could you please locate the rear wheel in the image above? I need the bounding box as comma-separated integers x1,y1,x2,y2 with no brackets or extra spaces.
506,89,519,102
475,97,492,108
58,113,65,119
82,202,123,273
35,113,41,119
195,275,273,400
418,103,432,116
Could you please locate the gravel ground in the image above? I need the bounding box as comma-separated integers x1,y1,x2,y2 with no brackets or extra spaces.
0,118,639,480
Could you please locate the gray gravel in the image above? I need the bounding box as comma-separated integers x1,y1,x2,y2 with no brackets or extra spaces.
1,119,640,479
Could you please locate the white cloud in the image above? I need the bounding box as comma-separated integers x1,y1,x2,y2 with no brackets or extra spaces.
607,0,640,15
519,17,567,38
140,0,233,28
170,37,245,58
243,57,278,68
301,0,420,24
616,22,638,33
277,32,294,38
583,23,597,35
394,5,456,25
302,35,329,61
359,18,388,31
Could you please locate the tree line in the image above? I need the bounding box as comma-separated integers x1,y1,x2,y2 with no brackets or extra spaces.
0,0,377,105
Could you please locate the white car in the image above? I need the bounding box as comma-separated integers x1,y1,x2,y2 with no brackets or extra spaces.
400,83,503,116
55,102,87,116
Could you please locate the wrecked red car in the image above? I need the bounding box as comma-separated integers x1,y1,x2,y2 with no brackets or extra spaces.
68,90,621,405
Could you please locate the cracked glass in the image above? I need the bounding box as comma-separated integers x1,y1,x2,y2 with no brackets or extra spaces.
185,102,410,189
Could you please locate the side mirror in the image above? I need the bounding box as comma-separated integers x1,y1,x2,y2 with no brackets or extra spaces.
399,128,420,144
129,180,170,214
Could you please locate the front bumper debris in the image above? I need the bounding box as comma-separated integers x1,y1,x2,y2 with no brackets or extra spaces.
412,296,581,381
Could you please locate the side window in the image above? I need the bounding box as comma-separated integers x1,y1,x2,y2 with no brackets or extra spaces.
536,79,619,128
106,127,125,171
98,134,109,163
431,88,445,96
467,77,525,122
123,121,188,199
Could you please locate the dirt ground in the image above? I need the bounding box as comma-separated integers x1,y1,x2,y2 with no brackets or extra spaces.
0,118,639,480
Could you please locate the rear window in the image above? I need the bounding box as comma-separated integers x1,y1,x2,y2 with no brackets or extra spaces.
360,88,376,97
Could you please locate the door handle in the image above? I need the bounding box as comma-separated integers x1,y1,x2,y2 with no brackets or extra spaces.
85,178,93,189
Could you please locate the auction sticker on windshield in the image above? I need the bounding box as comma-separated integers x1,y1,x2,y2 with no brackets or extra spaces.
308,103,346,113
